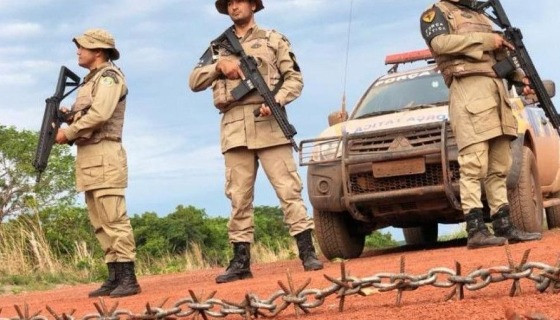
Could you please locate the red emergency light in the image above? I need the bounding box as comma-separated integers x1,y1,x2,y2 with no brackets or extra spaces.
385,49,434,65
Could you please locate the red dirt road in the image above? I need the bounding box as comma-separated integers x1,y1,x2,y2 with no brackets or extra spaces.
1,229,559,320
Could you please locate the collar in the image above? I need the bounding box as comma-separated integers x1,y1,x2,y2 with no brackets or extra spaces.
84,62,111,82
235,24,259,42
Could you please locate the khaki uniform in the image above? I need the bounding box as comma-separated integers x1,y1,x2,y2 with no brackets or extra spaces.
65,62,136,262
189,25,313,243
421,1,519,215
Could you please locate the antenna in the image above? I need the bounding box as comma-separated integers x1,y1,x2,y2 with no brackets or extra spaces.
340,0,354,118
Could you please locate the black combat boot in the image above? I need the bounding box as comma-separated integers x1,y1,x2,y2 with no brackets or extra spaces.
295,230,324,271
466,208,507,249
492,205,542,243
215,242,253,284
109,262,141,298
88,262,119,297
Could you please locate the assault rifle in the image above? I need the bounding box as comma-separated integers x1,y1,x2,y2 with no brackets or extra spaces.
212,27,299,151
476,0,560,130
33,66,81,182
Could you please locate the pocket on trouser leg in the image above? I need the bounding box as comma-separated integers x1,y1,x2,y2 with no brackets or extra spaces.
277,157,309,233
85,191,102,230
97,195,135,261
281,157,303,194
458,150,488,180
98,195,127,225
488,137,512,177
458,149,488,213
225,167,233,200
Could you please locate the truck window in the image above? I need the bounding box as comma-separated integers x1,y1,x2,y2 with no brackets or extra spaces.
353,73,448,119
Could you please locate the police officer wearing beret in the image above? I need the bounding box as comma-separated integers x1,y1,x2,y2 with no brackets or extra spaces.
420,0,541,249
56,28,141,297
189,0,323,283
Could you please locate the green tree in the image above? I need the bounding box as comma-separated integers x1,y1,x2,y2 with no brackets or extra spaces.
38,205,100,258
0,125,76,222
365,231,398,248
254,206,292,250
131,206,229,257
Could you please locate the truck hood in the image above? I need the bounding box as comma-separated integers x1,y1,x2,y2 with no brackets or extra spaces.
319,106,449,138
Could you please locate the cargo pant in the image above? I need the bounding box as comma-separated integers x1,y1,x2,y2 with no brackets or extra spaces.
458,135,512,215
224,144,314,243
85,188,136,263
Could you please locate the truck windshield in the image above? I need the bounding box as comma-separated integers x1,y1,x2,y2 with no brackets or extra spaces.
352,72,448,119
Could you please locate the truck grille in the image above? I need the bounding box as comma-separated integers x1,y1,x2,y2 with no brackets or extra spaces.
348,125,454,155
349,162,460,194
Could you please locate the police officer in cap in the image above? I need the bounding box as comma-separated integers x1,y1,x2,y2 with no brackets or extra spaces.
420,0,541,249
56,28,141,297
189,0,323,283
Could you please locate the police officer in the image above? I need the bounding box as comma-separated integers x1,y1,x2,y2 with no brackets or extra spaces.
189,0,323,283
55,29,141,297
420,0,541,249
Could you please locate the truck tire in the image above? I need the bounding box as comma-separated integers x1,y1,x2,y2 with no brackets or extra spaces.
313,210,365,260
545,192,560,229
403,224,438,245
507,146,543,233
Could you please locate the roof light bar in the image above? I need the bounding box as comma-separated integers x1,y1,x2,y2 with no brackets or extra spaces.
385,49,433,65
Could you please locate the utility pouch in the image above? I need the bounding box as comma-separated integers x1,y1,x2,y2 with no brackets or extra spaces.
212,78,237,110
493,56,516,78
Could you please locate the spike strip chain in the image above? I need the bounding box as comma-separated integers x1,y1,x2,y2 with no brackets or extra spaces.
2,249,559,320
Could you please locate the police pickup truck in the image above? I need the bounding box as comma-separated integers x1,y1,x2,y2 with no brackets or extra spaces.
300,49,560,259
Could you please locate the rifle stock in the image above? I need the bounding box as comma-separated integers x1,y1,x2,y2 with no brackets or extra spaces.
33,66,81,182
478,0,560,130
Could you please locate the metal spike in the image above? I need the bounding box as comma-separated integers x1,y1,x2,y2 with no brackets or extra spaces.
286,269,300,318
396,256,405,307
108,301,119,315
14,305,24,319
445,261,464,302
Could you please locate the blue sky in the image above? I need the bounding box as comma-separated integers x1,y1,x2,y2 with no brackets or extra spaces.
1,0,559,239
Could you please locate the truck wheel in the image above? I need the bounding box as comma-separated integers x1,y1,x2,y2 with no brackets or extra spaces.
508,146,543,233
403,224,438,245
313,210,365,260
545,192,560,229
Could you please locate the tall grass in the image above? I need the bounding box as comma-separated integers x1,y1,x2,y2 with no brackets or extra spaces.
438,223,467,242
0,217,302,294
0,215,61,275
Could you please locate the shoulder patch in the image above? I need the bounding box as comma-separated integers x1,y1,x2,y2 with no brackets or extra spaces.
289,52,301,72
196,47,215,68
280,34,291,47
422,9,436,23
101,70,119,86
420,6,450,45
269,29,291,47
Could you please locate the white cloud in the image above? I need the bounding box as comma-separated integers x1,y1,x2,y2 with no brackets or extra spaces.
0,22,43,39
0,0,50,10
0,73,35,86
0,59,57,87
124,46,174,70
124,116,222,179
0,104,40,129
267,0,326,11
84,0,185,24
0,45,29,56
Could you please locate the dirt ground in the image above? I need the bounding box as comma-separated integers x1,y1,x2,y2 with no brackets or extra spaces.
1,229,559,320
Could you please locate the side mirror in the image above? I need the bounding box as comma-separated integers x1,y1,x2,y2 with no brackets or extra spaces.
543,80,556,98
328,110,348,126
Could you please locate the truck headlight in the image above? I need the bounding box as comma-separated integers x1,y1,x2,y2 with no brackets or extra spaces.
312,140,342,161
